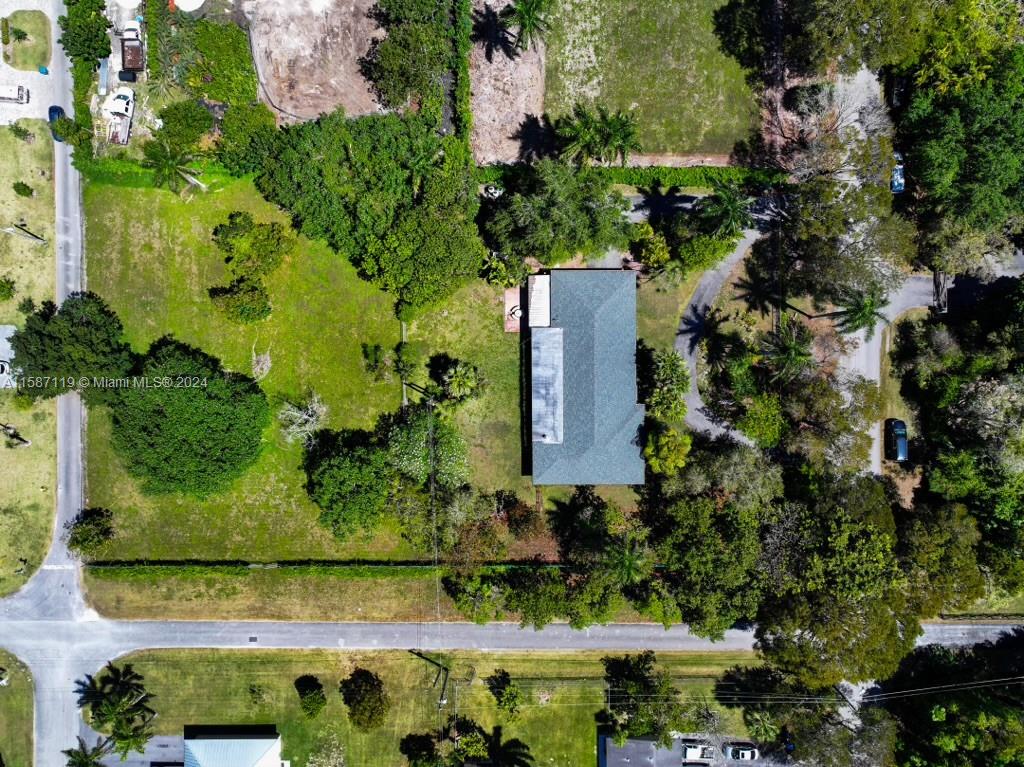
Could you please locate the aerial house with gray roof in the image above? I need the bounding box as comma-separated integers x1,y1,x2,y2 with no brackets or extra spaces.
528,269,645,486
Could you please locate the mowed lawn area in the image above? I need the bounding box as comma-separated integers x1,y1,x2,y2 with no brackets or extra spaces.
115,649,754,767
0,119,54,326
544,0,759,155
0,396,56,596
83,178,407,561
4,11,51,71
0,650,33,767
410,282,527,495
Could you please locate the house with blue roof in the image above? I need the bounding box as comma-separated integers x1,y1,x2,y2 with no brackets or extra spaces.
528,270,645,486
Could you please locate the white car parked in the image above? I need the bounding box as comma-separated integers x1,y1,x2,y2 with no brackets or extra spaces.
724,741,760,761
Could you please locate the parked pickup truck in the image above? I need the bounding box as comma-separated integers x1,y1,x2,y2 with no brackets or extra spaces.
0,85,29,104
121,20,145,72
103,87,135,145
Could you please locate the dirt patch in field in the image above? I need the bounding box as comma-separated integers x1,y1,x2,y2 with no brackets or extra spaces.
243,0,383,123
469,0,546,164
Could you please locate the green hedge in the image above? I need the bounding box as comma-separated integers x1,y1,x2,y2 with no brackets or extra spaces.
476,163,785,190
453,0,473,141
144,0,169,81
1,18,9,46
85,563,445,580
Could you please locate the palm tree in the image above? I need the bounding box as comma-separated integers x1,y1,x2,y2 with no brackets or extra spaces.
746,710,780,744
699,180,755,238
602,532,652,589
596,106,641,165
108,716,155,760
760,314,814,383
443,361,481,400
555,103,601,164
500,0,551,51
822,289,889,340
62,737,111,767
485,726,535,767
141,139,202,193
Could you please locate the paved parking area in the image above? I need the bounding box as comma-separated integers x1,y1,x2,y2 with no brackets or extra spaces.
0,0,60,124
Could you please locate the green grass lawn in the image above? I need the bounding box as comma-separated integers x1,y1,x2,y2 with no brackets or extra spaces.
0,119,54,326
409,282,527,495
83,178,406,561
544,0,760,155
4,11,50,71
0,119,56,597
0,650,33,767
0,396,56,596
114,649,754,767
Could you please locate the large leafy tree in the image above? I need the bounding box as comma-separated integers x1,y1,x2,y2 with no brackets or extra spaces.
340,668,391,731
11,292,135,406
260,114,483,316
308,440,393,540
884,631,1024,767
487,159,629,264
219,102,278,176
602,652,687,747
110,339,269,496
901,45,1024,233
755,474,920,687
58,0,111,62
364,21,450,108
645,441,782,637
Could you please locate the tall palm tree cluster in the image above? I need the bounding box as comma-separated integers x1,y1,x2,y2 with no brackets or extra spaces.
68,663,155,763
555,102,642,166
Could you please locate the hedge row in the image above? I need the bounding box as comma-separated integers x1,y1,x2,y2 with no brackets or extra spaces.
1,18,9,46
453,0,473,141
85,563,445,580
144,0,168,81
476,162,785,190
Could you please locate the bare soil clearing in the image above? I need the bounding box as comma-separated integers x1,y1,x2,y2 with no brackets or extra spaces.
469,0,546,163
243,0,383,122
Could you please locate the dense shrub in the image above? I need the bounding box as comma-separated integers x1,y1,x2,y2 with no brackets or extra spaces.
57,0,111,62
0,276,14,301
186,20,258,105
209,278,271,323
219,102,277,175
156,100,213,150
308,442,393,540
737,392,786,448
13,181,33,197
294,675,327,719
110,338,269,496
340,668,390,731
260,114,483,316
64,507,115,557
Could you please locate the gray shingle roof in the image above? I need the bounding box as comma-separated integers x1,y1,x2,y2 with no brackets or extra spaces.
531,270,645,485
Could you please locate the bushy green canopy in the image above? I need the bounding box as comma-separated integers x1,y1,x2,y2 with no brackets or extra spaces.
110,339,269,496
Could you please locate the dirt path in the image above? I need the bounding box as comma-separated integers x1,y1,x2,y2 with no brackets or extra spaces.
469,0,546,163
